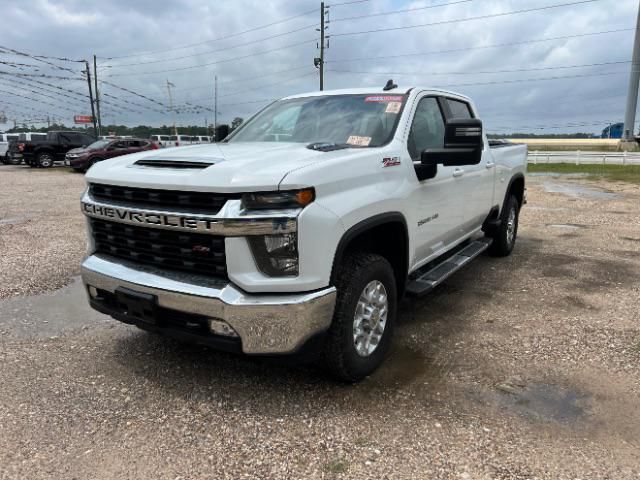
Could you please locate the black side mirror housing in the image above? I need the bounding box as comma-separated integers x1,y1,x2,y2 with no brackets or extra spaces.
421,118,484,169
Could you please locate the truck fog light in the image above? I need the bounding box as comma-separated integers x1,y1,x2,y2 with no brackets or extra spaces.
208,319,239,337
88,286,99,298
248,233,298,277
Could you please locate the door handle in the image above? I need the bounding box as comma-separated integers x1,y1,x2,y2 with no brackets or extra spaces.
453,168,465,177
486,162,495,169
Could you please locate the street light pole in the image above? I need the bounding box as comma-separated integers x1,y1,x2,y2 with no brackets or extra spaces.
623,1,640,141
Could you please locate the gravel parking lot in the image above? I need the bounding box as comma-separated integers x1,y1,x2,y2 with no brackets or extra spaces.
1,165,639,479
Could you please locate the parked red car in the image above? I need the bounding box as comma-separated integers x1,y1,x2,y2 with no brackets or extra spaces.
65,137,158,172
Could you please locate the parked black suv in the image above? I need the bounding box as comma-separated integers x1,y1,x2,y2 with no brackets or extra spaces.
8,131,95,168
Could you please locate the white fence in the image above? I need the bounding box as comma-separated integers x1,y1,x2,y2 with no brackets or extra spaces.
528,151,640,165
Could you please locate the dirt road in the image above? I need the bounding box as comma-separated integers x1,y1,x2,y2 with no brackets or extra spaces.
1,166,638,479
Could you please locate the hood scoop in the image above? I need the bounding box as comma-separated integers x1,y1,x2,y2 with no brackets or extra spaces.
134,159,215,169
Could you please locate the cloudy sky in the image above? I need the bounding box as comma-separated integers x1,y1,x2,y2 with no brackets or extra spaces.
0,0,637,134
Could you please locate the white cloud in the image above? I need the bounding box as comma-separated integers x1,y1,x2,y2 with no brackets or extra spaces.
0,0,637,134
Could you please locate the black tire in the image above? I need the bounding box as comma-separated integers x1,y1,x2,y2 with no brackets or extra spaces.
323,252,397,382
488,194,520,257
37,152,54,168
87,157,103,171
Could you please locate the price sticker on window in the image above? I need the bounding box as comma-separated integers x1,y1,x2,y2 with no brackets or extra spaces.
346,135,372,146
385,102,402,114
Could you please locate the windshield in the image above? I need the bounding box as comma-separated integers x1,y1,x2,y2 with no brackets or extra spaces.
229,94,407,147
87,140,111,150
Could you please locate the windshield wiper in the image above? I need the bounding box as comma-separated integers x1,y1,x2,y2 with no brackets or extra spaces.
306,142,351,152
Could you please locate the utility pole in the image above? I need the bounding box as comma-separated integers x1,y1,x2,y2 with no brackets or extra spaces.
166,80,178,138
319,2,325,90
623,1,640,141
214,75,218,142
84,60,98,139
93,55,102,137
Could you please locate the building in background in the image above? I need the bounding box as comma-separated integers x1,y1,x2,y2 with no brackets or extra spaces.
601,123,623,139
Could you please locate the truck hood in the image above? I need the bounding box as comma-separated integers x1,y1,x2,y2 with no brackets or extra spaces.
85,142,359,192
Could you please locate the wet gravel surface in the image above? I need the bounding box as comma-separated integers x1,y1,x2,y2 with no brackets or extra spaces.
1,166,639,479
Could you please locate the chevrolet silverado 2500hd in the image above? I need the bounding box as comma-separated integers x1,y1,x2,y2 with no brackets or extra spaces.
80,84,527,381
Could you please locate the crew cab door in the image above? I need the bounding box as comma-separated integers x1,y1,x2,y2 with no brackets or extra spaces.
441,97,495,233
406,95,465,267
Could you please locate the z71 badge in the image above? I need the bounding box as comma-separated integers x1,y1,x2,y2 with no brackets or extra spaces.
382,156,401,167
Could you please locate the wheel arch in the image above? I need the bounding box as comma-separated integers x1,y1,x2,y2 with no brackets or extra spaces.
502,172,525,211
330,212,410,297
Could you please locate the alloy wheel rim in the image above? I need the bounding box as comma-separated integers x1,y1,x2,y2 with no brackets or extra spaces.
506,206,517,245
353,280,388,357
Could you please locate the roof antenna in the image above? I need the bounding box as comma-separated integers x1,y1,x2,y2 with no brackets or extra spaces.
383,79,397,91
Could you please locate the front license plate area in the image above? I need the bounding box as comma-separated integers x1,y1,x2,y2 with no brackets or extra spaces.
115,287,158,324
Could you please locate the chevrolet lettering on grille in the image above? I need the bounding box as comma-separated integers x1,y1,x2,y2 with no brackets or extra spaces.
82,202,218,232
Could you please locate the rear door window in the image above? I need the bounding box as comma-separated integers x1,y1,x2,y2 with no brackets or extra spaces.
446,99,473,119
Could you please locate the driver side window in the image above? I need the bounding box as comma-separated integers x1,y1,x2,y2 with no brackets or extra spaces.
407,97,445,161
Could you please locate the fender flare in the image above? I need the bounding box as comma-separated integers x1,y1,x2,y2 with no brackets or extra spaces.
330,211,409,288
500,172,525,212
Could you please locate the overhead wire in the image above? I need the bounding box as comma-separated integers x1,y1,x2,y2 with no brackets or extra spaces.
331,0,604,37
100,7,318,61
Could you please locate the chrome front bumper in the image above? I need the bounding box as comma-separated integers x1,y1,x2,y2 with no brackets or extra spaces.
81,255,337,354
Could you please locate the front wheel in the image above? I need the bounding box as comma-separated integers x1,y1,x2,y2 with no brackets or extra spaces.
323,252,397,382
488,194,520,257
37,152,54,168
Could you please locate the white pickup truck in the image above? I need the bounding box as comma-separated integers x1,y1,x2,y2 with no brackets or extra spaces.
80,83,527,381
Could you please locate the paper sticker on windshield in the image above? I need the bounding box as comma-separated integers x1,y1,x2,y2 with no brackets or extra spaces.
347,135,371,147
365,95,403,103
385,102,402,114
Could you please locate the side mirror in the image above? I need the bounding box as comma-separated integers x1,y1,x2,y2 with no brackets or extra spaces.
421,118,484,168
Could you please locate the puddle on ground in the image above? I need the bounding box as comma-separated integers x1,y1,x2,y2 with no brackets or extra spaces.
0,277,109,339
489,382,589,423
542,181,620,199
547,223,587,230
354,345,438,394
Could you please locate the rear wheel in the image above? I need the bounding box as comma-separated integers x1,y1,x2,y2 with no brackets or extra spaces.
488,194,520,257
37,152,54,168
323,252,397,382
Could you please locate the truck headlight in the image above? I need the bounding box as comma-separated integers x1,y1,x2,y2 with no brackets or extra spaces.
248,233,298,276
241,188,314,210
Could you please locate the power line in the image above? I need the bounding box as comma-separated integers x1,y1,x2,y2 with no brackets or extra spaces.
328,0,371,7
0,87,77,113
0,70,83,81
327,60,631,77
331,0,604,38
105,24,317,68
100,7,318,61
128,65,311,96
104,39,316,77
0,45,81,74
332,0,475,22
326,28,634,64
178,71,318,104
327,68,629,88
